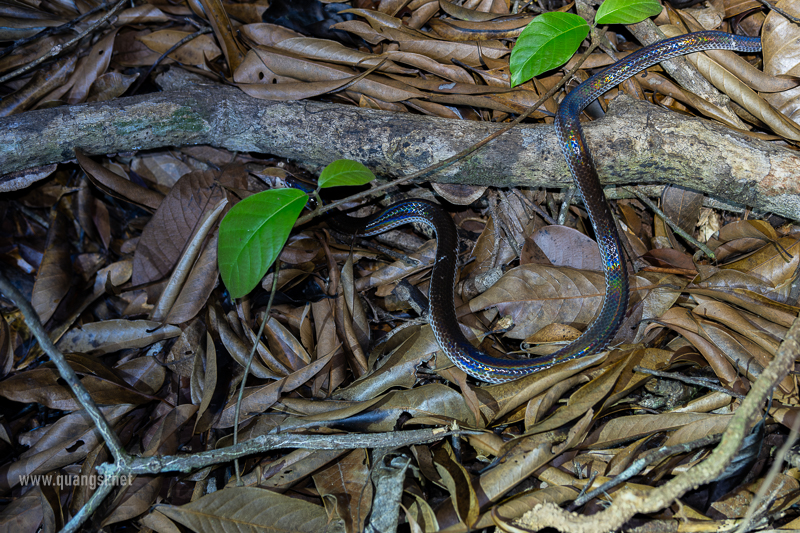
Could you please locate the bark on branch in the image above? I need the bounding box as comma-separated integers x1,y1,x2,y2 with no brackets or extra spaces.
2,73,799,221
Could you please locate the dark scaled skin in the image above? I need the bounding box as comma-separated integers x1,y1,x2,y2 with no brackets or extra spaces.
336,32,762,383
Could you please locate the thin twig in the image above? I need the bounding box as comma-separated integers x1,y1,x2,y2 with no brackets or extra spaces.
569,433,723,509
0,0,115,61
756,0,800,24
633,366,746,400
129,26,213,96
623,186,716,261
233,260,281,485
61,474,119,533
0,269,128,462
96,428,482,476
558,187,577,225
0,0,127,85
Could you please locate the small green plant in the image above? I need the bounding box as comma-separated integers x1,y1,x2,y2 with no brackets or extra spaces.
509,0,662,87
218,159,376,299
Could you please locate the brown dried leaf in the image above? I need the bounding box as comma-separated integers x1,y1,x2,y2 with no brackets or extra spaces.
528,357,629,434
104,405,198,526
427,16,532,41
0,55,75,116
263,316,311,370
274,37,413,74
158,486,343,533
0,365,153,410
238,78,354,101
312,449,372,532
0,405,134,491
532,226,603,271
198,0,244,73
208,304,283,379
140,511,182,533
164,230,219,325
650,306,743,388
215,350,335,428
76,150,163,211
438,0,505,21
278,383,475,432
57,319,180,356
680,10,800,92
117,4,171,25
86,71,139,103
395,35,509,67
468,264,604,340
336,326,437,401
250,46,424,102
662,25,800,139
584,412,713,448
67,28,118,105
132,170,224,285
720,235,800,298
193,332,217,432
661,185,703,235
115,356,166,396
138,30,221,65
239,22,304,46
434,442,480,527
355,239,437,292
31,209,71,325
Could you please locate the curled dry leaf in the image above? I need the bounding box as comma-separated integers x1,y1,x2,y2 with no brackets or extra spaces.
335,326,438,401
427,16,533,41
214,349,334,427
719,235,800,300
680,10,800,93
527,357,629,436
278,383,476,432
438,0,509,21
138,30,222,65
239,22,304,46
250,47,425,102
56,319,181,356
208,303,283,379
30,209,71,325
197,0,244,73
274,37,414,74
164,230,219,325
312,449,372,533
761,1,800,122
662,25,800,139
0,55,75,117
76,150,163,211
67,28,119,105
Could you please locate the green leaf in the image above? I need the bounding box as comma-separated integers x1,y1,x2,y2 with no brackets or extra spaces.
595,0,662,24
509,12,590,87
217,188,307,299
318,159,376,189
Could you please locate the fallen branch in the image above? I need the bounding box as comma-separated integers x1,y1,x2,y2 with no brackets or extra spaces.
2,71,799,220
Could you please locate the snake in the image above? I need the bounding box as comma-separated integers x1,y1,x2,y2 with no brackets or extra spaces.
336,31,762,383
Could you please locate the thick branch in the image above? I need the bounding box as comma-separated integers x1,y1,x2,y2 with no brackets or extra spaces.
1,77,798,221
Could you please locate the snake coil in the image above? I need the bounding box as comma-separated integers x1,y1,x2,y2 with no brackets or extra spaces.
338,31,762,383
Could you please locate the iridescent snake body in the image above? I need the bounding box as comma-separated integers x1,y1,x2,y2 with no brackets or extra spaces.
339,32,762,383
